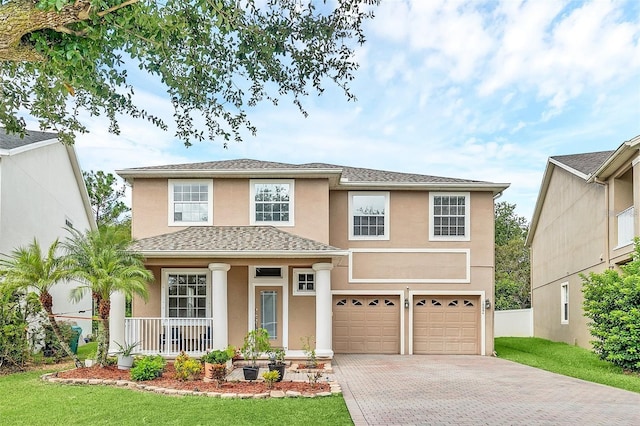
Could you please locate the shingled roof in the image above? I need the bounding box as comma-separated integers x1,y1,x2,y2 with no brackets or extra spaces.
119,158,493,185
131,226,346,257
0,128,58,150
550,151,614,177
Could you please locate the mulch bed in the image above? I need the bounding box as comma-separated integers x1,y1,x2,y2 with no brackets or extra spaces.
55,363,330,394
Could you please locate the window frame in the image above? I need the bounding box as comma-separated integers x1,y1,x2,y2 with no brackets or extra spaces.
168,179,214,227
160,268,211,319
561,282,569,324
348,191,390,240
250,179,295,226
293,268,316,296
429,192,470,241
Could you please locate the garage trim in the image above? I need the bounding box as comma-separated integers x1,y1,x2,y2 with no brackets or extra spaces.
408,290,486,356
332,290,405,354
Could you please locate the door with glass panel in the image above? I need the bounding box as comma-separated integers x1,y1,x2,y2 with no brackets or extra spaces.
254,286,283,347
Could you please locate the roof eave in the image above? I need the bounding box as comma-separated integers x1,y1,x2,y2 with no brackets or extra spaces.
587,135,640,182
335,181,510,194
117,168,343,181
138,250,350,258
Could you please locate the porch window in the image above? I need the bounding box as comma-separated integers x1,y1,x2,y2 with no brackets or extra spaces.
162,269,210,318
293,268,315,296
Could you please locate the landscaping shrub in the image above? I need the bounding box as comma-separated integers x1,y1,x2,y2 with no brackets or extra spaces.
582,239,640,371
174,351,201,381
130,355,166,381
0,289,41,369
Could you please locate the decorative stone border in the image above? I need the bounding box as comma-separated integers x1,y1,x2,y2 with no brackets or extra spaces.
41,373,342,399
288,362,333,374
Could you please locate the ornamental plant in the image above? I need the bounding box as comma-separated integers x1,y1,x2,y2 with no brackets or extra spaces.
582,239,640,371
130,355,166,381
262,370,280,389
174,351,202,381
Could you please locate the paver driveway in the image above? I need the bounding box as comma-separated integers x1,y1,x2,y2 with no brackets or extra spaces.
332,354,640,425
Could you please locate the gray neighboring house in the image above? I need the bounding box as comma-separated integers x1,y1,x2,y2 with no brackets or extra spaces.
527,135,639,348
0,129,97,339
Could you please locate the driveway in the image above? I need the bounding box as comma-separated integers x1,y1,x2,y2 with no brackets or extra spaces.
332,354,640,425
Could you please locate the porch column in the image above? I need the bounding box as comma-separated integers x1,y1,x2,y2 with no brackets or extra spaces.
313,262,334,357
209,263,231,350
108,290,126,354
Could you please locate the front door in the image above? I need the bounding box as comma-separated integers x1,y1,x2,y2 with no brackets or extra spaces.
255,286,283,348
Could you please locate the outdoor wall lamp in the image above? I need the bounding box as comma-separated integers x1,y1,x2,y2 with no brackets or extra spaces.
485,299,491,309
404,298,410,309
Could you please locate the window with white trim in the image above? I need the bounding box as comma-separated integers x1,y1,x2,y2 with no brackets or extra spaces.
250,180,294,225
162,269,210,318
429,192,470,241
168,179,213,226
561,282,569,324
293,269,315,296
349,192,389,240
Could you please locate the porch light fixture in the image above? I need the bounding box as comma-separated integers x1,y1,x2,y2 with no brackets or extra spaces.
485,299,491,309
404,298,410,309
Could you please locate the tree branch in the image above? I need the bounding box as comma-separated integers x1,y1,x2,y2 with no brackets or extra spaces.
97,0,139,17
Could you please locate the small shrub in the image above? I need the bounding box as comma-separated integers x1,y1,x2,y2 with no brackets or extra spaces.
300,336,317,368
174,351,202,381
307,371,323,388
262,370,280,389
130,355,166,381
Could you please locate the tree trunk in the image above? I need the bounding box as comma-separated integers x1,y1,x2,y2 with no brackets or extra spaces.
40,292,84,368
96,296,111,367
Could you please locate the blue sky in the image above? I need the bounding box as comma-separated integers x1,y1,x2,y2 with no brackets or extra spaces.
52,0,640,221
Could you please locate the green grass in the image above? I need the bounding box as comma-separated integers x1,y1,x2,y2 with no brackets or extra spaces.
0,368,352,425
495,337,640,393
77,341,97,360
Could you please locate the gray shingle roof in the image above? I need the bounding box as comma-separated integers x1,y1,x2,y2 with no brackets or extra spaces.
121,159,486,184
0,128,58,150
131,226,344,254
551,151,614,176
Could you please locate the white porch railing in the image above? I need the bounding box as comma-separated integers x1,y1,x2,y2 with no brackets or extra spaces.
617,206,635,248
124,318,214,356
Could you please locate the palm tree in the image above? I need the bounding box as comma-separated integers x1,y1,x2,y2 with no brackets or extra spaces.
63,226,152,367
0,239,83,367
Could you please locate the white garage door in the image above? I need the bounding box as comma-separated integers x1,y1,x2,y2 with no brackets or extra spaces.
413,296,480,355
333,296,400,354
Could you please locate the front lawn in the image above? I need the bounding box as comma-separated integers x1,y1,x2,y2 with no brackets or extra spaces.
0,368,352,426
495,337,640,393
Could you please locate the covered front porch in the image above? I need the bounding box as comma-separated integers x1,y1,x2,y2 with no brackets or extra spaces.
108,226,347,358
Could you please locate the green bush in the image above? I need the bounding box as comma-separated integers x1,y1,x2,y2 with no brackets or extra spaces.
582,239,640,371
174,351,202,381
129,355,166,381
0,289,40,369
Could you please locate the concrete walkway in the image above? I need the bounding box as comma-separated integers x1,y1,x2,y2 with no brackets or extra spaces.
332,354,640,425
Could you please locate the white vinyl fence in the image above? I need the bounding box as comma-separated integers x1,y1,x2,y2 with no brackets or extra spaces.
494,308,533,337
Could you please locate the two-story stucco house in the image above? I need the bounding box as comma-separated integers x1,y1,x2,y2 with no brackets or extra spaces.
527,135,640,349
114,159,509,358
0,129,97,338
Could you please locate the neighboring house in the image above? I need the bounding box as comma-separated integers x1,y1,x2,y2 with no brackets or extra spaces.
527,135,640,349
115,159,509,358
0,129,97,339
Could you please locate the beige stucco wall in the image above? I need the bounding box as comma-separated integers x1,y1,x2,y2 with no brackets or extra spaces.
329,190,497,355
131,177,329,243
530,166,606,348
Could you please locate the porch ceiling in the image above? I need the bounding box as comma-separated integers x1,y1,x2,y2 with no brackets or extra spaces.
131,226,348,259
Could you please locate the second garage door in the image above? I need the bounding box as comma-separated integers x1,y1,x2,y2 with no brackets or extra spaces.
333,296,400,354
413,295,480,354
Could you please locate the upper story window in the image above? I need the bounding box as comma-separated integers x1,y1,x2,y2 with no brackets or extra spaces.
429,192,470,241
349,192,389,240
250,180,294,226
293,268,315,296
168,179,213,226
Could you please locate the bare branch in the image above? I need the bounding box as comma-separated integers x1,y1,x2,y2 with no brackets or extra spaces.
97,0,139,17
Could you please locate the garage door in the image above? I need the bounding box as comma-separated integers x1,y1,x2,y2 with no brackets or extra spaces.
413,296,480,354
333,296,400,354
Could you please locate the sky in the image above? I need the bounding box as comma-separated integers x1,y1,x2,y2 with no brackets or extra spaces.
47,0,640,221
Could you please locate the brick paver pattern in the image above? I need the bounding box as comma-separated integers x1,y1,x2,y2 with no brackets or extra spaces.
332,354,640,426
